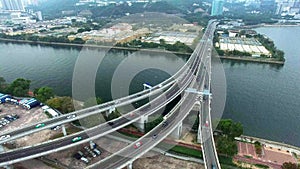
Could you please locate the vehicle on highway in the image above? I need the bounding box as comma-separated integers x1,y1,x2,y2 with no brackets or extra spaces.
205,120,209,127
72,136,82,142
0,135,10,140
212,164,216,169
50,126,60,131
66,114,76,119
162,121,168,128
134,141,143,149
35,123,45,128
108,122,114,126
152,134,158,139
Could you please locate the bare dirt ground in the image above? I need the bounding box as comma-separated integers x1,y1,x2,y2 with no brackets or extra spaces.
133,155,205,169
45,135,129,169
181,131,197,144
44,134,203,169
15,159,54,169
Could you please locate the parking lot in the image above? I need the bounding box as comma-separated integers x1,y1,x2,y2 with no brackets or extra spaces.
0,103,60,147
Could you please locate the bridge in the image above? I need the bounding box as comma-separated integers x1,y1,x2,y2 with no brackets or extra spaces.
0,20,220,169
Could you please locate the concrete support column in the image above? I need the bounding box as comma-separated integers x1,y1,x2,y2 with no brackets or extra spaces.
62,124,67,136
193,102,202,144
127,162,133,169
134,115,148,133
170,121,183,140
197,111,202,144
105,107,116,117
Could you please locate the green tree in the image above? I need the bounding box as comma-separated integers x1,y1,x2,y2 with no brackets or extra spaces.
72,38,85,44
0,77,7,93
145,115,163,132
46,97,74,114
34,87,54,103
217,136,238,156
282,162,300,169
46,97,61,109
6,78,31,96
159,39,166,46
254,141,262,155
217,119,243,139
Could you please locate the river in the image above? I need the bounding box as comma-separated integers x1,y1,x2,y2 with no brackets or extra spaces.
0,26,299,147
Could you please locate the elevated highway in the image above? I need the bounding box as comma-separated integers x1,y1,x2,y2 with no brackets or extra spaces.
0,20,220,169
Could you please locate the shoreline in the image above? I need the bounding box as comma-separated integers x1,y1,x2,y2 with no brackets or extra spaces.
0,37,285,65
219,56,285,65
0,38,191,56
243,23,300,29
239,135,300,154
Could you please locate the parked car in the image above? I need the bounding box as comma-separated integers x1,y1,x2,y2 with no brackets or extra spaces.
93,148,101,156
80,157,89,164
89,141,97,149
84,146,96,158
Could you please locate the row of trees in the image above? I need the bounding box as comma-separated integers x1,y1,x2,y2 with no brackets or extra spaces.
0,33,85,44
0,77,31,97
216,119,243,156
116,39,193,53
216,49,252,57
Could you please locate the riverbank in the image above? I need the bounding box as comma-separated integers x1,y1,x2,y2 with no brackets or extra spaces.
219,56,285,65
237,135,300,155
0,38,191,56
243,23,300,29
235,135,300,169
0,37,287,66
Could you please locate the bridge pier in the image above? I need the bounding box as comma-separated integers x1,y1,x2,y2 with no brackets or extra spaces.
170,121,183,140
62,124,67,136
134,115,148,133
127,162,133,169
105,107,116,117
194,101,203,144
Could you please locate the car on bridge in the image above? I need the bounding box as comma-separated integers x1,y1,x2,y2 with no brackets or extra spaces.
162,121,168,128
72,136,82,142
0,135,10,141
205,120,209,127
134,141,143,149
66,114,76,119
35,123,45,128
